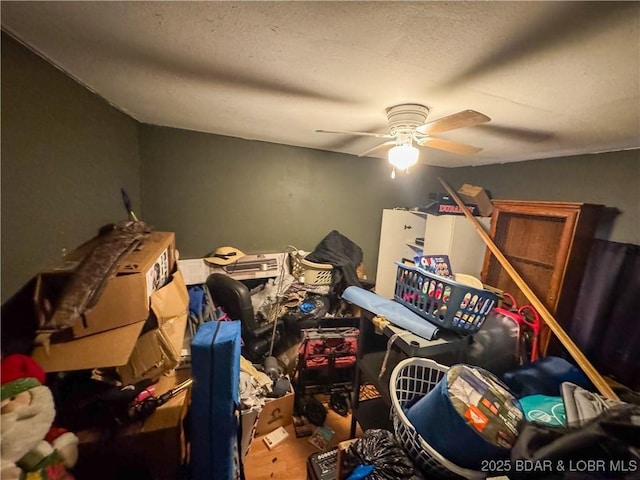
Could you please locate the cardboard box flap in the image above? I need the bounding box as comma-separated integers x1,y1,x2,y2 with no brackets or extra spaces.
117,315,188,385
117,270,189,385
122,329,176,382
32,321,145,372
159,315,188,359
150,270,189,327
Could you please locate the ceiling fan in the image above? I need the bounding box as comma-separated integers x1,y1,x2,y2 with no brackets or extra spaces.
316,103,490,176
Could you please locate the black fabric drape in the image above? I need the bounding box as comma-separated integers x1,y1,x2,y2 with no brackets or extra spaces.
305,230,363,292
566,239,640,391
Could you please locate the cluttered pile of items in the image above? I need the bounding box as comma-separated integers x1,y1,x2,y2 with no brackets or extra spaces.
308,183,640,480
183,229,372,478
190,231,366,364
0,217,371,479
1,218,195,479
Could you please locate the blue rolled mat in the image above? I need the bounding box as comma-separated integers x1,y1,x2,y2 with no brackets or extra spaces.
342,286,439,340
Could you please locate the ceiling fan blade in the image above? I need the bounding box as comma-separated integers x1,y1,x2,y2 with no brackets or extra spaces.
415,110,491,135
316,129,392,139
358,140,396,157
419,137,482,155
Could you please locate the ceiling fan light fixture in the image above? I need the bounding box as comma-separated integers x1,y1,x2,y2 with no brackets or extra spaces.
388,144,419,170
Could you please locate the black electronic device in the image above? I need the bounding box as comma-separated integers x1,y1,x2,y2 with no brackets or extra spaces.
306,447,339,480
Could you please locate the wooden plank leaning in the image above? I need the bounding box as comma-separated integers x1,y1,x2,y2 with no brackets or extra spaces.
438,177,619,401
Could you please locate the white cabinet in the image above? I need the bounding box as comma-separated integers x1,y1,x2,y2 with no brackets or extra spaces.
421,214,491,277
375,209,427,299
374,209,490,299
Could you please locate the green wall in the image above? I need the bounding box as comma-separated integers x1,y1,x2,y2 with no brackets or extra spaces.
138,124,639,283
2,30,639,305
1,33,141,302
139,125,437,278
438,150,640,245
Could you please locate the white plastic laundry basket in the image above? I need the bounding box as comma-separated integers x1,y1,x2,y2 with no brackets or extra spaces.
288,249,333,285
390,357,486,479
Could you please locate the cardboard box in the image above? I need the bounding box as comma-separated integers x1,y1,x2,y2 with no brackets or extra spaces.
457,183,494,217
118,270,190,385
32,269,189,376
241,407,260,458
34,231,176,339
75,370,191,480
254,387,295,436
32,321,145,372
423,193,480,216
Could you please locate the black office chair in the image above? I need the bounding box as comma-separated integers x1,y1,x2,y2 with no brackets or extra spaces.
206,273,283,361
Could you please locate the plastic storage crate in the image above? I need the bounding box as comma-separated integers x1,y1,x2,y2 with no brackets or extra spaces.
390,357,485,479
393,262,497,335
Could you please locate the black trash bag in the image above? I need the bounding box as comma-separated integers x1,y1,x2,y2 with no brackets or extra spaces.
341,429,425,480
509,403,640,480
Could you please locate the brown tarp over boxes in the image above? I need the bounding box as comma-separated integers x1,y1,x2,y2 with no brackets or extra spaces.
34,231,176,339
254,387,295,436
457,183,494,217
33,266,190,385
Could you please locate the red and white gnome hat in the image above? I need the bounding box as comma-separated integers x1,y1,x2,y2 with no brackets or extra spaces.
1,354,46,402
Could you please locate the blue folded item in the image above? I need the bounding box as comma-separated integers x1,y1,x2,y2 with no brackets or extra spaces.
502,356,593,398
405,364,523,471
188,284,206,318
342,286,439,340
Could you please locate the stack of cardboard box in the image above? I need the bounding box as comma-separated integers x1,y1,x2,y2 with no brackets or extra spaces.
30,230,191,479
32,231,189,383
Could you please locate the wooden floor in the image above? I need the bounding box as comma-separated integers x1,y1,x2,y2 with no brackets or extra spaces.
243,401,363,480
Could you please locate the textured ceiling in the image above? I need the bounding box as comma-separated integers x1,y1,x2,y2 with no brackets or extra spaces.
2,1,639,167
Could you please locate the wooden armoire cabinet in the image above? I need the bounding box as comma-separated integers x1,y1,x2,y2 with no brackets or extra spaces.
480,201,603,354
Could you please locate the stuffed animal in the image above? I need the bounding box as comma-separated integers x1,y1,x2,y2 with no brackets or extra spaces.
1,354,78,480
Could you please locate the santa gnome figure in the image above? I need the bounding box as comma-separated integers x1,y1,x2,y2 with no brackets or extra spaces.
1,354,78,480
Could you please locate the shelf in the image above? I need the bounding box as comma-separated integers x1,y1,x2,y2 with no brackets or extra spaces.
359,351,390,403
350,308,475,439
384,325,468,361
406,243,423,250
504,253,555,269
352,397,394,432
